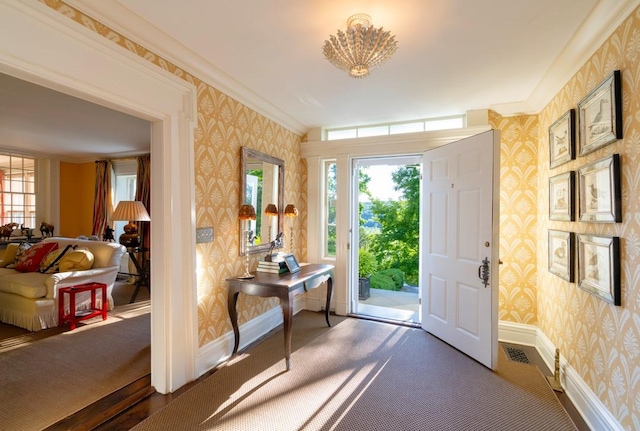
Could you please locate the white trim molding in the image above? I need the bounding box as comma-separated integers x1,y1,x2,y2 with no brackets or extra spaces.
499,320,624,431
0,0,198,394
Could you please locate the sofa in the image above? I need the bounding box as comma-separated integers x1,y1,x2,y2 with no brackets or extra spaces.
0,237,126,331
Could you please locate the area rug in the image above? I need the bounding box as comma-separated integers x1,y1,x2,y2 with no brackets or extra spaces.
0,309,150,430
132,311,576,431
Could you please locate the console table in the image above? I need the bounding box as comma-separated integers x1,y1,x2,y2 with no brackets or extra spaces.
227,263,334,370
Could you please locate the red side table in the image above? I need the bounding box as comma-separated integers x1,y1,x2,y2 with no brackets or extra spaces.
58,282,108,330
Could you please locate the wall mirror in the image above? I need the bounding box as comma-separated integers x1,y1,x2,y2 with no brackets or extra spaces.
240,146,284,255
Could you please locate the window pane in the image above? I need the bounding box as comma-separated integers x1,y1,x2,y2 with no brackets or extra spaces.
390,122,424,134
357,126,388,138
424,117,464,131
327,129,357,140
324,161,337,258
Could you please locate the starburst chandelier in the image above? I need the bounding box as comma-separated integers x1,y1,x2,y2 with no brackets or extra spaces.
323,14,398,79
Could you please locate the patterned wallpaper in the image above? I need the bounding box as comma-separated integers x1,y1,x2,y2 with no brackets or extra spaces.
42,0,307,347
535,8,640,428
489,113,539,325
41,0,640,426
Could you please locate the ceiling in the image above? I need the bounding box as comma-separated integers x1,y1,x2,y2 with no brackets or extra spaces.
2,0,637,161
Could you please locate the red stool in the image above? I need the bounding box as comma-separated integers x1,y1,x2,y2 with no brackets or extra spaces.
58,282,108,330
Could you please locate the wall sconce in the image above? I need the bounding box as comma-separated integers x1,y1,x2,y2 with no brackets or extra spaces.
238,204,257,279
111,200,151,248
264,203,278,242
284,204,298,254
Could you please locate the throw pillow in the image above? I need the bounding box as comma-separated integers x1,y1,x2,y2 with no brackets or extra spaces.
0,243,19,268
15,242,59,272
58,248,94,272
39,244,74,274
8,241,34,268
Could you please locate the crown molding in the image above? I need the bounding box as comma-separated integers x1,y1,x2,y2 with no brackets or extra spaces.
64,0,307,136
491,0,640,117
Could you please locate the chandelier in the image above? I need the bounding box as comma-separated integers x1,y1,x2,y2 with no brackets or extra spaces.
323,14,398,79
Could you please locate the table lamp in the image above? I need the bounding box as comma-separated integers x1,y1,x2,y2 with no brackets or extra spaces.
284,204,298,253
238,204,257,279
111,200,150,248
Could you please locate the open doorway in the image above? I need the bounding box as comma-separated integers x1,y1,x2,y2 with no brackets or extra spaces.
350,156,422,325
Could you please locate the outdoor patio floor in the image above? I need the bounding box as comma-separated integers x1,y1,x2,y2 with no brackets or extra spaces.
356,287,419,324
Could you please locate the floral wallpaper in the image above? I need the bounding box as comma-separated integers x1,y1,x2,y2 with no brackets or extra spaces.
41,0,307,347
489,113,539,325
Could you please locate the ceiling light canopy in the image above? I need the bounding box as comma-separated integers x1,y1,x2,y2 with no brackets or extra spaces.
323,14,398,79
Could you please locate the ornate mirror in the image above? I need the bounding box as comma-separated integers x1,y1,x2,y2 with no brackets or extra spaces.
240,147,284,255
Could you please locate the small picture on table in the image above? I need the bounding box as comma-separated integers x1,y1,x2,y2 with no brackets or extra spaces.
284,254,301,273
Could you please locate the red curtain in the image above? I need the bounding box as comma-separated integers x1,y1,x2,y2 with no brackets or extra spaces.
92,160,112,237
135,154,151,248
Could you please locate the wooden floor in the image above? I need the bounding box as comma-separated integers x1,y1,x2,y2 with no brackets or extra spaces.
44,326,590,431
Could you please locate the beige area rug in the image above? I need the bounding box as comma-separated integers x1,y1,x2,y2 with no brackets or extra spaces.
133,311,576,431
0,302,150,430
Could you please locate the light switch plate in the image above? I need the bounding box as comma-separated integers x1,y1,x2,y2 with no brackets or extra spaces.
196,227,214,243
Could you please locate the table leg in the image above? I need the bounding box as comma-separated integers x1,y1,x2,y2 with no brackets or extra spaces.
325,275,333,327
227,290,241,355
282,291,294,370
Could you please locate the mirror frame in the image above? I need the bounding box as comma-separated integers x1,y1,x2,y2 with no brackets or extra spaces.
240,146,285,255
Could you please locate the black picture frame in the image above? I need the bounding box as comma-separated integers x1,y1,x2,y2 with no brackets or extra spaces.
578,70,622,156
283,253,301,274
577,234,620,305
549,109,575,168
548,230,575,282
578,154,621,223
549,171,575,221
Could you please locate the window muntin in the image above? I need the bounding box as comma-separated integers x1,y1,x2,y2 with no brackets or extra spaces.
326,115,465,140
0,155,36,229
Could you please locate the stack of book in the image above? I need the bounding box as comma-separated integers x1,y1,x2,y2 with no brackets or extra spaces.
256,259,289,274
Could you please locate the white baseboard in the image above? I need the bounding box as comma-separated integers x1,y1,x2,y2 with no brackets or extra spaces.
499,320,623,431
196,295,308,378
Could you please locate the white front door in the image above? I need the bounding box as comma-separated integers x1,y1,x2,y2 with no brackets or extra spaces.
420,130,500,369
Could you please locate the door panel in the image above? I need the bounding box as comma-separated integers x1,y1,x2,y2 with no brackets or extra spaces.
421,130,499,369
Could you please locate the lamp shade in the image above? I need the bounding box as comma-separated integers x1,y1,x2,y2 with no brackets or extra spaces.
239,204,257,220
264,203,278,216
111,201,150,248
284,204,298,217
112,201,150,222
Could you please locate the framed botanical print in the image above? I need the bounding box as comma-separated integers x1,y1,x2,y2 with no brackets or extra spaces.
577,234,620,305
548,230,574,282
578,70,622,156
549,109,575,168
578,154,621,222
549,171,574,221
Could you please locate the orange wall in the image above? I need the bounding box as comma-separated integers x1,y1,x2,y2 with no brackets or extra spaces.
59,161,94,238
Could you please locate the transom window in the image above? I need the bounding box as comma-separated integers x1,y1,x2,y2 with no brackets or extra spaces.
326,115,465,140
0,155,36,229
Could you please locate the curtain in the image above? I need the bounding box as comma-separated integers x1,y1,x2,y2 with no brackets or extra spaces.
135,154,151,248
92,160,112,237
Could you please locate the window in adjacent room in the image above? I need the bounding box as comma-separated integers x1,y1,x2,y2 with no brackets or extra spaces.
0,155,36,229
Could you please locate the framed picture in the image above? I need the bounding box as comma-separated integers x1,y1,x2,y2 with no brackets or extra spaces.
283,253,301,274
577,234,620,305
549,109,575,168
548,230,574,282
578,154,621,222
578,70,622,156
549,171,575,221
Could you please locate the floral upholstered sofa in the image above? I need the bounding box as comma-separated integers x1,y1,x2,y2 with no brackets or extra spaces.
0,237,126,331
